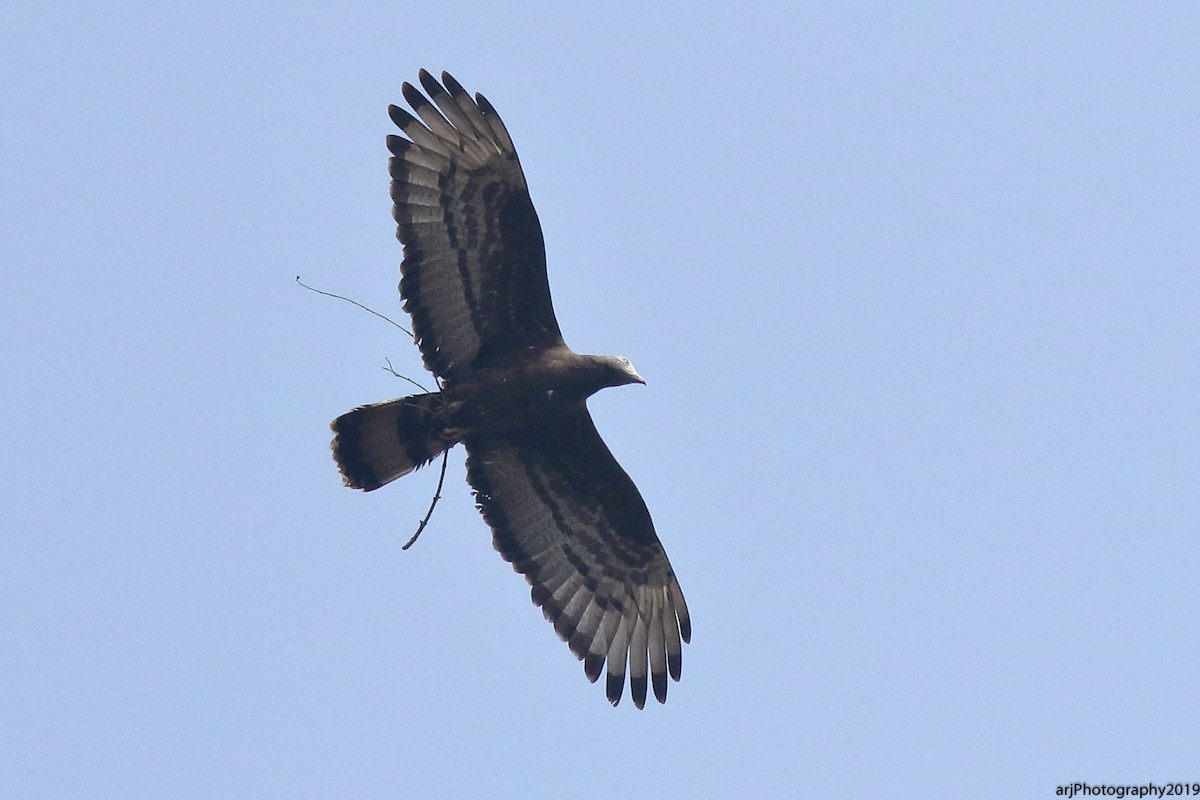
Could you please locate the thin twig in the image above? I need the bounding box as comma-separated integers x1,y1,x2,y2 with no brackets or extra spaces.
300,274,447,547
383,357,431,394
402,449,449,550
295,275,413,337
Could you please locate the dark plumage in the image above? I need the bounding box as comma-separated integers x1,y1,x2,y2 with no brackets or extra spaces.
330,70,690,708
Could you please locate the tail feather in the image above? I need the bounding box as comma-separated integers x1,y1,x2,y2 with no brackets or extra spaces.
330,392,457,491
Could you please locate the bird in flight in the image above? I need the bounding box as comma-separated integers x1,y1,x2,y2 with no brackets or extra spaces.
330,70,690,708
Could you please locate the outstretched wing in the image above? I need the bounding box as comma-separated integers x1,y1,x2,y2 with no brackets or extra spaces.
463,411,691,708
388,70,564,381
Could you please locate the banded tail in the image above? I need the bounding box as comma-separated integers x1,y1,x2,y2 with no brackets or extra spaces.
330,392,458,491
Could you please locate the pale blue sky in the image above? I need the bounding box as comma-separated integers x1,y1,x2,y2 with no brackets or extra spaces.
3,2,1198,798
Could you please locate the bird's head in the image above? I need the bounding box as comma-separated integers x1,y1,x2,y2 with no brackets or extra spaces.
602,355,645,387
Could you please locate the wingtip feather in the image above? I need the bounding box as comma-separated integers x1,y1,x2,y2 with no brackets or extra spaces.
401,81,426,112
583,653,605,683
606,670,624,706
630,673,648,710
652,669,668,705
388,104,416,129
441,71,466,95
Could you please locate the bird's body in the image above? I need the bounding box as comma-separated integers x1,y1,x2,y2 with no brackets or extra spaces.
331,71,689,708
450,350,646,433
